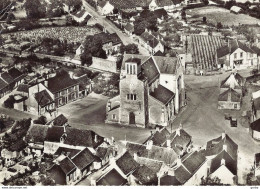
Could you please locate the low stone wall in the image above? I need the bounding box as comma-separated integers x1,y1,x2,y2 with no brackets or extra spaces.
90,57,117,73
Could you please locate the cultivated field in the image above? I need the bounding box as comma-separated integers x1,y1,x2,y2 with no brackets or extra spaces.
187,34,225,70
187,6,260,26
2,26,101,44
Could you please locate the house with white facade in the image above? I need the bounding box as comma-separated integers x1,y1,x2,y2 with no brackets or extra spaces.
216,39,258,70
97,0,114,15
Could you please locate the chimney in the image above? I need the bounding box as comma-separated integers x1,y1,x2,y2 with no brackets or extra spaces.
146,140,153,150
90,178,96,186
176,128,181,136
44,80,48,88
221,158,226,166
150,131,153,136
133,153,137,161
223,144,227,152
94,134,98,143
107,100,111,111
111,137,114,144
156,126,160,132
222,132,226,139
166,140,171,148
176,157,182,166
168,169,175,176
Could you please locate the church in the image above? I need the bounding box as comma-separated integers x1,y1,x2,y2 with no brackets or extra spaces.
106,54,186,128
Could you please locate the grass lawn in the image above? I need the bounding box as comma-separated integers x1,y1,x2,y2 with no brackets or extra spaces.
187,6,260,26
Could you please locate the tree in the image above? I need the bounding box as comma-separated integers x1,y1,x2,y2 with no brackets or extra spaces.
0,119,5,132
33,116,47,125
0,35,4,49
201,176,225,185
46,0,64,18
217,22,223,31
120,44,139,54
24,0,46,19
202,0,209,5
65,0,82,11
6,13,15,24
4,95,15,109
251,68,259,82
203,16,207,23
181,10,186,20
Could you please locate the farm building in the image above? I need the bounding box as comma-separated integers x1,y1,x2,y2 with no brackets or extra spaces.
187,35,225,71
97,0,115,15
230,6,242,14
218,72,243,110
250,118,260,141
216,39,258,70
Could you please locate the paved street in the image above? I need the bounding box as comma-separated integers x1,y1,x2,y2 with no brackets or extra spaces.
82,0,150,56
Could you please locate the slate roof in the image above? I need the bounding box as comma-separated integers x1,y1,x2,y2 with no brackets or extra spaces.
218,88,241,102
54,147,81,158
250,118,260,132
17,84,29,93
72,148,100,171
8,67,24,81
175,165,191,184
160,175,181,186
1,72,13,84
252,46,260,55
205,134,238,160
25,124,48,143
94,32,122,46
34,90,54,108
217,45,229,58
126,142,178,166
59,157,76,175
166,129,192,149
210,150,237,175
65,127,104,148
150,84,175,105
47,73,78,93
135,156,164,173
97,169,127,186
0,78,8,90
132,165,158,185
140,57,160,85
45,126,65,142
116,151,139,175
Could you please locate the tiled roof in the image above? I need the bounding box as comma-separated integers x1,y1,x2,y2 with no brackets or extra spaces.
253,97,260,111
250,118,260,132
97,169,127,186
54,147,81,158
47,72,78,93
1,72,13,84
126,142,178,166
160,175,181,186
0,78,8,90
166,129,192,149
218,88,241,102
132,165,158,185
210,150,237,175
51,114,68,126
45,126,65,142
65,127,104,148
144,127,170,146
206,134,238,160
182,151,206,174
124,23,134,32
59,157,76,175
135,156,164,173
251,46,260,55
116,151,139,175
72,148,100,171
109,0,151,9
17,84,29,93
94,32,122,46
230,39,255,54
150,84,175,105
140,57,160,85
140,32,160,48
220,73,244,89
34,90,54,108
175,165,191,184
217,45,229,58
153,56,178,74
25,124,48,143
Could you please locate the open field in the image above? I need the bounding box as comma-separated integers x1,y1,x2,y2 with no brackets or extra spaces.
187,6,260,26
2,26,101,44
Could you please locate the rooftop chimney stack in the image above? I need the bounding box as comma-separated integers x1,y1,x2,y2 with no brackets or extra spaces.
222,132,226,139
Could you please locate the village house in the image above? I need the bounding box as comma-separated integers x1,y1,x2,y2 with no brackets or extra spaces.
205,133,238,185
218,72,244,110
250,118,260,141
252,90,260,122
216,39,258,70
148,0,180,11
97,0,114,15
71,10,92,23
254,153,260,177
139,31,164,55
106,54,185,127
